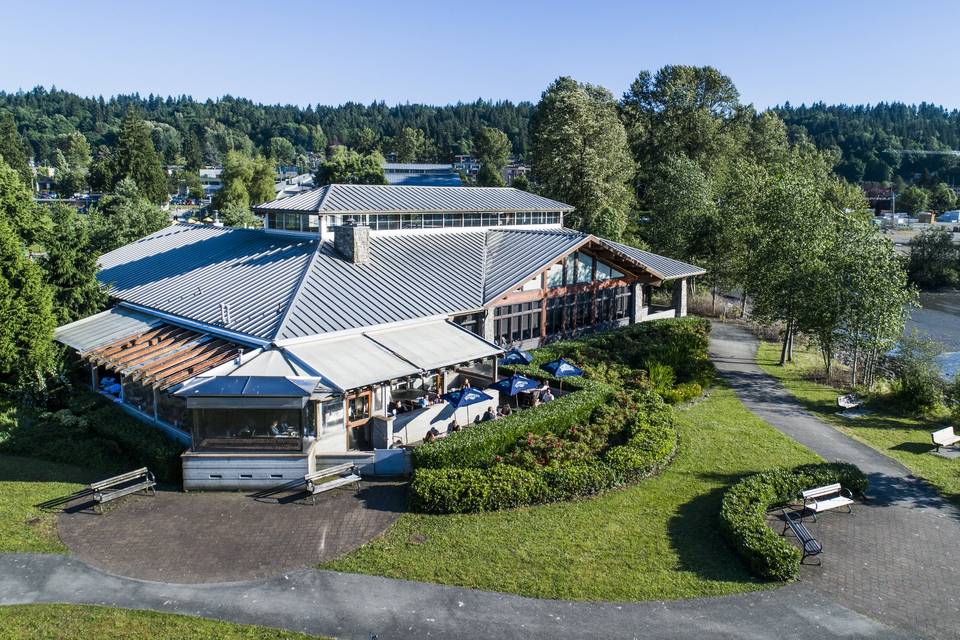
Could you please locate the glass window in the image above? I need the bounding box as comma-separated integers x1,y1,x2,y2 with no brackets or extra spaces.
577,253,594,283
156,391,188,432
611,266,625,279
306,215,320,232
547,263,564,288
501,211,516,226
192,408,303,451
565,254,576,285
442,213,462,227
482,212,498,226
347,393,370,423
122,378,154,415
464,212,482,226
401,214,422,229
283,213,301,232
596,261,612,281
321,399,344,433
424,213,443,228
267,212,279,229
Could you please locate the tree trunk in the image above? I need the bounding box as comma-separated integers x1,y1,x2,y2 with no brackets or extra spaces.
779,322,792,366
711,288,717,315
739,291,747,318
786,325,795,362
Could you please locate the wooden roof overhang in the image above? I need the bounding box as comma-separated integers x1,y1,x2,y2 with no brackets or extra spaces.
84,323,243,391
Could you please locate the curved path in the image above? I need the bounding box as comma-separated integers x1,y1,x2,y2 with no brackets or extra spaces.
0,323,953,639
710,322,960,639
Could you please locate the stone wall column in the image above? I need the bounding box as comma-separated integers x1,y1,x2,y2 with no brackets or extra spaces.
630,281,647,324
482,307,497,343
673,278,688,318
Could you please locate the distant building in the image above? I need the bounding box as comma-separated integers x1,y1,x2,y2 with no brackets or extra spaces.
453,155,481,177
274,173,315,199
502,161,530,185
199,167,223,197
382,162,462,187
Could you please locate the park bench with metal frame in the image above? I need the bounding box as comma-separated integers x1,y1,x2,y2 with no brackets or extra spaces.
781,508,823,566
304,463,360,505
931,426,960,452
90,467,156,514
800,483,854,522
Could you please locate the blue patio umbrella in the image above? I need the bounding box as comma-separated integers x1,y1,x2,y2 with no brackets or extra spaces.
488,373,540,407
539,358,583,390
442,387,495,425
499,347,533,366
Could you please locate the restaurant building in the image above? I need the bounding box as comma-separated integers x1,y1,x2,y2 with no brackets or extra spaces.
54,185,703,489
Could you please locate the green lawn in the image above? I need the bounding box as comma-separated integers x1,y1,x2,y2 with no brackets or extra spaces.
0,455,96,553
324,384,820,600
756,341,960,505
0,604,324,639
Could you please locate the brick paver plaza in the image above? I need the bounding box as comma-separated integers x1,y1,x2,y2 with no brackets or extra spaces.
57,480,405,582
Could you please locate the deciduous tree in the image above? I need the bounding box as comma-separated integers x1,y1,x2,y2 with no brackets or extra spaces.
315,147,387,186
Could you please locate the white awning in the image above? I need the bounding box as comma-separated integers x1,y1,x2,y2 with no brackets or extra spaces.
284,334,420,391
367,321,502,371
54,307,162,352
282,321,502,392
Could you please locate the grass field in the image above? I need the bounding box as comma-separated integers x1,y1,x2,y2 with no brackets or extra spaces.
324,384,819,600
0,455,95,553
0,604,324,639
756,341,960,505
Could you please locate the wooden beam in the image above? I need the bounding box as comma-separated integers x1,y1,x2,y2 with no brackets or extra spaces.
88,325,174,360
141,342,237,386
128,337,223,380
103,328,199,368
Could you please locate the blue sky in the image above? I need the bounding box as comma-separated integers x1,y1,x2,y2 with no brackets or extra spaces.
4,0,958,108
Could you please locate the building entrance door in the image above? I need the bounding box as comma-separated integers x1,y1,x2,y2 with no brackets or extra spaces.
345,390,373,450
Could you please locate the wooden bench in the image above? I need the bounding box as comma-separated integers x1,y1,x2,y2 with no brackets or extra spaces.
90,467,156,514
304,463,361,505
800,483,854,522
781,509,823,565
931,426,960,452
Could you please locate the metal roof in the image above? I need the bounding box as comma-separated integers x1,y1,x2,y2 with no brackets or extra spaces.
97,224,316,340
598,239,706,280
276,231,487,340
385,173,462,187
366,321,502,371
78,223,703,348
382,163,454,172
176,375,315,398
254,184,574,214
483,228,587,302
54,306,162,352
229,349,306,377
284,333,421,391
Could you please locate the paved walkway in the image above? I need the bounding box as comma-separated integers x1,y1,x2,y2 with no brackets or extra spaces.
0,553,909,640
710,322,960,639
1,323,956,639
56,481,405,583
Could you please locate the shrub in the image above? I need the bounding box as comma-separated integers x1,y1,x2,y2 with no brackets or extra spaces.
719,462,868,581
0,388,185,484
410,388,678,513
411,378,611,469
889,333,945,414
410,468,491,514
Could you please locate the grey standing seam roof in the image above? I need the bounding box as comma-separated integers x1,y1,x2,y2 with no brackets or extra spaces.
97,224,316,340
599,239,706,280
79,221,704,347
254,184,574,214
53,307,162,352
483,228,587,303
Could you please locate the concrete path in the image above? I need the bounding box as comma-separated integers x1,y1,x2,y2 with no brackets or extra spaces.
710,322,960,639
0,553,909,640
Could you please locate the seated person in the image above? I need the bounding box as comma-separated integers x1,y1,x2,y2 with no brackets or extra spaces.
427,426,441,439
542,389,555,403
391,437,404,448
423,431,436,444
462,379,472,389
482,406,496,422
417,395,429,409
449,422,462,432
501,404,513,416
268,420,282,436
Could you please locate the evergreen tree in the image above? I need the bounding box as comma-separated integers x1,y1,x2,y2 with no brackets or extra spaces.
109,107,169,204
0,111,33,188
473,126,511,187
0,216,57,390
0,159,50,246
39,203,107,324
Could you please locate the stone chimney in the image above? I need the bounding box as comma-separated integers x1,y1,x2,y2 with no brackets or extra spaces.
334,220,370,264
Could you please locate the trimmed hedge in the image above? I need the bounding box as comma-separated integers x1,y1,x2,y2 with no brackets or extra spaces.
410,390,678,513
719,462,868,581
411,377,611,469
